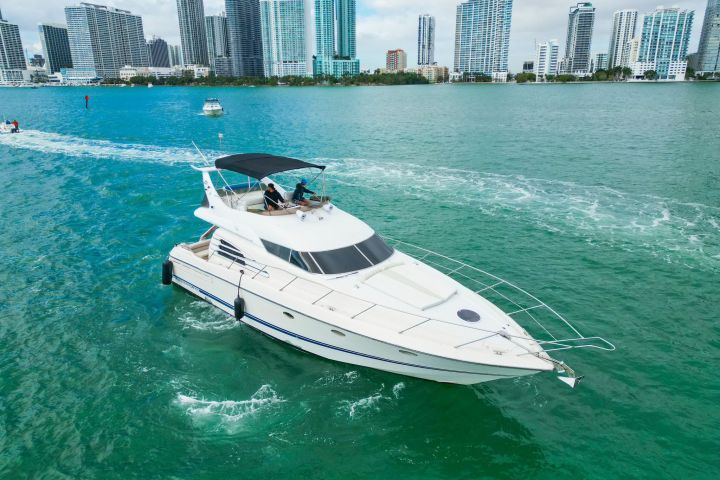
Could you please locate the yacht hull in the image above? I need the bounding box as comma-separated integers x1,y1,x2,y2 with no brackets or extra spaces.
168,250,545,385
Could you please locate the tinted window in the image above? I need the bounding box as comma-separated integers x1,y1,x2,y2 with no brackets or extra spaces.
310,245,373,274
356,234,394,264
261,239,290,261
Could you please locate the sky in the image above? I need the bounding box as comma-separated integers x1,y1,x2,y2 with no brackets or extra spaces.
2,0,709,72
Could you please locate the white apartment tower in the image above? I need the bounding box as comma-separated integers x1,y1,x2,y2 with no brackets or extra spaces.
534,39,559,81
608,9,638,68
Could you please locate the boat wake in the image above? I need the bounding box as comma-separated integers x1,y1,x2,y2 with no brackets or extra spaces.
0,129,219,164
326,158,720,272
175,384,284,432
2,130,716,271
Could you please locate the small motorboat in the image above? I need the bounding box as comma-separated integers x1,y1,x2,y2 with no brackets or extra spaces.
203,98,224,116
163,153,614,387
0,121,20,134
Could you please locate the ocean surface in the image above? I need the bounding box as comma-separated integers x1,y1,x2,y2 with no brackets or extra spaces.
0,83,718,479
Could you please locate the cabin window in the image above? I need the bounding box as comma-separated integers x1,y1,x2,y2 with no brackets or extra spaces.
355,234,394,264
261,235,394,275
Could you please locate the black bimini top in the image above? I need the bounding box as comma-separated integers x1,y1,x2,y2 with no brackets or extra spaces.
215,153,325,180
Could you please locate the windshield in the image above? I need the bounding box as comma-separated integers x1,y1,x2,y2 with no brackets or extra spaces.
262,234,394,275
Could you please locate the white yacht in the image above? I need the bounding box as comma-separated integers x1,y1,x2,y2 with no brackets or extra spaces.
164,154,614,387
202,98,224,116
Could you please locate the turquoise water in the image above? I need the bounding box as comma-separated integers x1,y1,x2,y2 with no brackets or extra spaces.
1,84,718,479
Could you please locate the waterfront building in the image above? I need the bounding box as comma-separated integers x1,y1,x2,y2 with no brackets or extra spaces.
168,44,183,67
386,49,407,72
453,0,513,82
0,10,25,78
177,0,209,66
65,3,148,80
562,2,595,75
206,12,231,74
534,39,559,81
312,0,360,77
633,7,694,81
38,24,72,74
259,0,307,77
417,14,435,65
148,37,171,68
593,52,608,72
697,0,720,73
624,37,640,66
226,0,264,77
415,64,448,83
336,0,356,58
608,9,638,68
522,60,534,73
29,54,45,67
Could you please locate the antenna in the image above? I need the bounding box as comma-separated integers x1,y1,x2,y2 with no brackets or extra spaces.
191,140,210,165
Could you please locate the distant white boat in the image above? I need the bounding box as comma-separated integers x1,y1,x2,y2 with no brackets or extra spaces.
203,98,224,116
148,82,154,88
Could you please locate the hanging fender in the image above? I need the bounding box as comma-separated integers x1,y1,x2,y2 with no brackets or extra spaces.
234,296,245,320
162,259,173,285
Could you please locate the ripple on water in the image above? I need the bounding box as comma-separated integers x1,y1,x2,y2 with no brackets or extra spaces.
175,384,285,433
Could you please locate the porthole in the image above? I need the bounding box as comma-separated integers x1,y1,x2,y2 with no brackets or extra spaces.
399,349,418,357
283,312,294,319
457,309,481,322
330,329,346,337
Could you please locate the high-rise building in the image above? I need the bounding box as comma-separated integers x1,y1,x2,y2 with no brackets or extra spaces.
624,37,640,66
608,9,637,68
386,49,407,72
168,44,183,67
313,0,360,77
453,0,513,82
635,7,694,80
592,52,608,72
336,0,356,58
697,0,720,73
226,0,264,77
562,2,595,75
177,0,209,66
0,12,25,70
522,60,534,73
38,23,72,74
148,37,171,68
534,39,559,81
65,3,148,79
206,12,230,74
259,0,307,77
417,14,435,65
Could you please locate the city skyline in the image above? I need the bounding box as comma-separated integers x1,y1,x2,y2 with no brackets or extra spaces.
1,0,710,72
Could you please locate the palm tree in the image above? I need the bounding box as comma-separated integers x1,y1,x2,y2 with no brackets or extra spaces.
643,70,657,80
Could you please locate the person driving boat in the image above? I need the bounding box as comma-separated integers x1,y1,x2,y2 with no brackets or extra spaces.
292,178,315,206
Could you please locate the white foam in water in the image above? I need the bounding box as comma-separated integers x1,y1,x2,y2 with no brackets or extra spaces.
177,301,239,331
338,383,405,419
176,384,284,431
0,129,216,165
322,158,720,270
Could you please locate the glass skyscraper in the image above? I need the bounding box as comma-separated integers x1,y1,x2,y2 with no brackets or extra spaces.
148,37,171,68
64,3,148,80
226,0,264,77
312,0,359,77
205,13,230,74
697,0,720,73
259,0,307,77
38,24,73,74
637,7,694,80
417,14,435,66
0,12,25,71
607,9,637,68
453,0,513,81
177,0,209,66
562,2,595,74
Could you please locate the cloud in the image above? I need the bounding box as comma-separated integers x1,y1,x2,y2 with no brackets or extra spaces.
4,0,709,71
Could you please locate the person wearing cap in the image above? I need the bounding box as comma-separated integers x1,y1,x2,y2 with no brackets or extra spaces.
264,183,286,211
292,178,315,206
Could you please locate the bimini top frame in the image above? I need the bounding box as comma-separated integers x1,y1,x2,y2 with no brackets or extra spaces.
215,153,325,180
